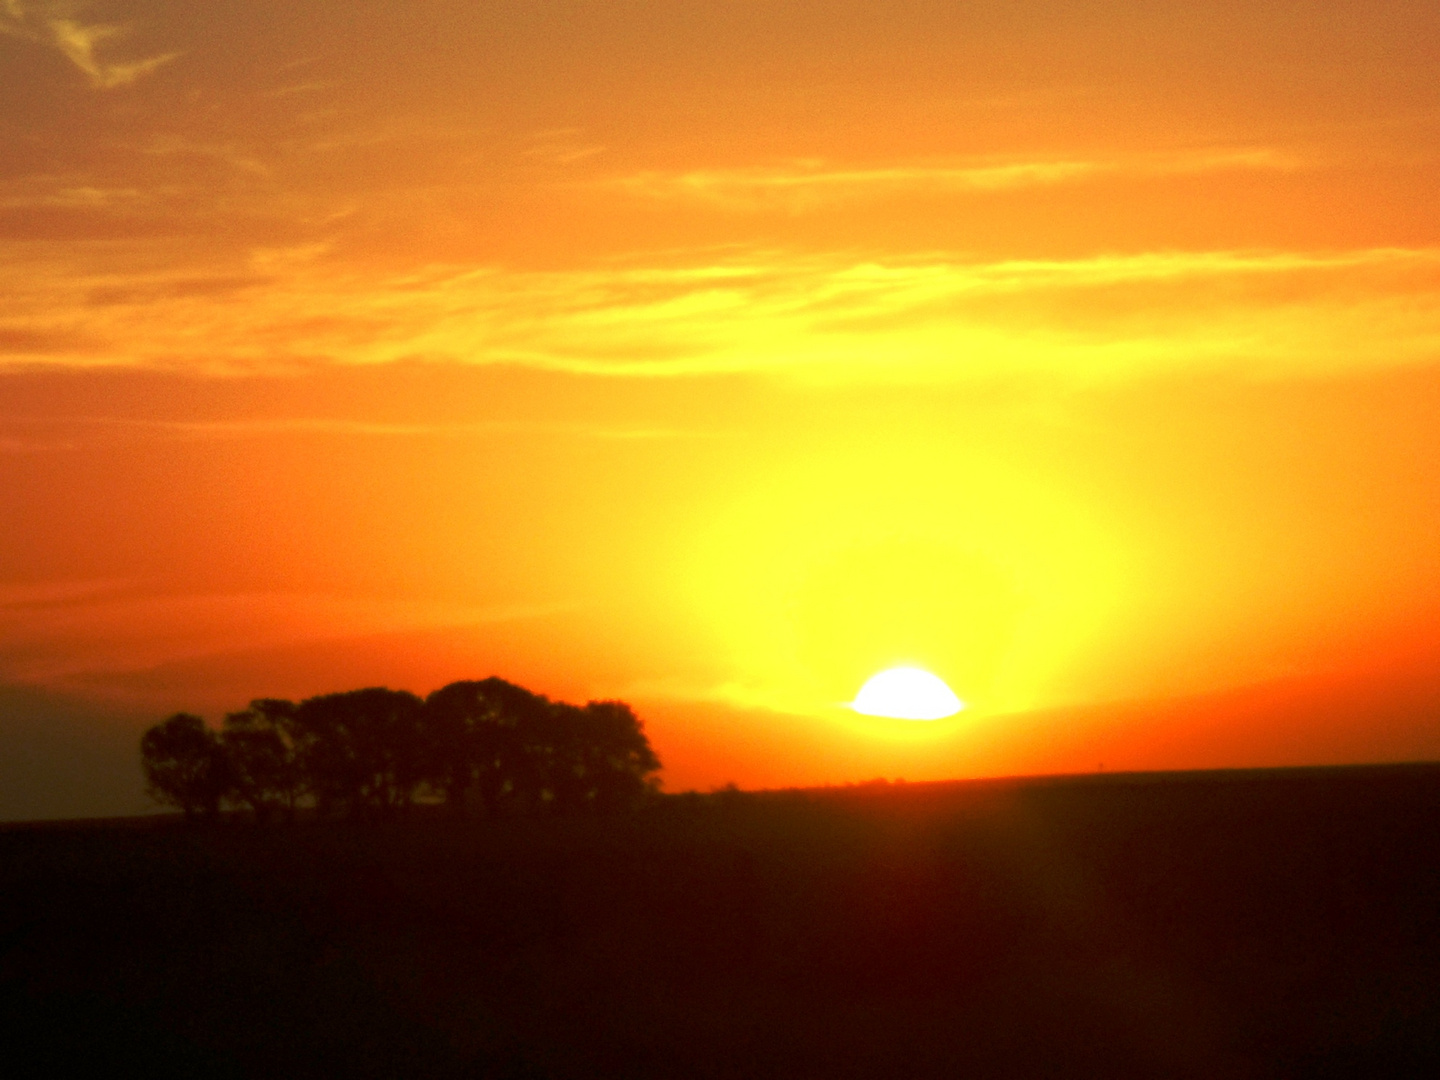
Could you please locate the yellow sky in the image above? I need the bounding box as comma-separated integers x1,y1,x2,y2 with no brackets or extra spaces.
4,0,1440,805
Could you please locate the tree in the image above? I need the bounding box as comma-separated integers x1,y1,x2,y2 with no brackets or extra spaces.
422,678,549,816
293,688,425,819
421,680,661,816
138,678,662,826
418,681,482,814
222,699,302,823
541,700,661,813
577,699,662,812
139,713,232,821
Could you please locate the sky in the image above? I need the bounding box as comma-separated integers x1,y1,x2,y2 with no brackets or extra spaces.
4,0,1440,818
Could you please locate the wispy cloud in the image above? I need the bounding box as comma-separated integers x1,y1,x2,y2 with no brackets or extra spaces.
606,148,1305,210
0,184,150,210
0,587,574,683
263,80,337,99
5,243,1440,383
524,129,606,166
0,414,731,452
48,18,178,88
0,578,136,608
143,136,270,177
0,3,179,89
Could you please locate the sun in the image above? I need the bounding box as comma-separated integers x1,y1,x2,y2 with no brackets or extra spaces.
850,667,965,721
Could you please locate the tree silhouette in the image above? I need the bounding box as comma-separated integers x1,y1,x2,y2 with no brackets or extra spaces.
222,699,302,823
416,681,478,814
292,688,425,819
139,713,232,821
139,677,662,824
541,700,662,813
423,678,550,816
578,699,663,812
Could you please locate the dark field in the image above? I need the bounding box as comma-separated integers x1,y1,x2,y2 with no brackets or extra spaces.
4,765,1440,1079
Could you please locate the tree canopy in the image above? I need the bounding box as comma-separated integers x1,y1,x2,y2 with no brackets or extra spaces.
139,678,661,821
140,713,232,821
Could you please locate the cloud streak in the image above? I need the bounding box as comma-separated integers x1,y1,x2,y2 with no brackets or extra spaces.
0,586,574,683
0,414,731,452
4,244,1440,383
606,148,1305,210
1,2,179,89
48,17,179,88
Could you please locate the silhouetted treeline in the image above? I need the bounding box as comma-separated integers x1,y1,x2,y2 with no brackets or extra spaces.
139,678,660,822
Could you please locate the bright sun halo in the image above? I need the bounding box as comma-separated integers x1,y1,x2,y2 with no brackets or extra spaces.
850,667,965,721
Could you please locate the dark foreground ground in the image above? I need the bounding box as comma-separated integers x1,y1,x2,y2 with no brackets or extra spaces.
4,765,1440,1079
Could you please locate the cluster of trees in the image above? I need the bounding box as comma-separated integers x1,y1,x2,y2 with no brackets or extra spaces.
139,678,661,822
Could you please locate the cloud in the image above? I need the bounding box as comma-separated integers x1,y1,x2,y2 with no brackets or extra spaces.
0,0,27,32
606,148,1304,210
47,17,179,88
524,129,606,166
0,3,179,89
0,414,732,451
0,185,149,211
143,136,270,177
0,586,575,684
0,680,152,822
5,243,1440,383
0,326,93,353
263,80,337,99
0,577,135,608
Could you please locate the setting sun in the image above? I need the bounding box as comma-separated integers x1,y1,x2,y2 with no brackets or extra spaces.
850,668,965,721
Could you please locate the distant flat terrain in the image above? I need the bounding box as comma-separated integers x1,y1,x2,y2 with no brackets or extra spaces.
4,764,1440,1079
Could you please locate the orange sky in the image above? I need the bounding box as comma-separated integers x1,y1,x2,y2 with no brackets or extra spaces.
4,0,1440,817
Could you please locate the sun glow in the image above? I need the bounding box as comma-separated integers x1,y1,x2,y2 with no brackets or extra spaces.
677,438,1124,720
851,667,965,720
